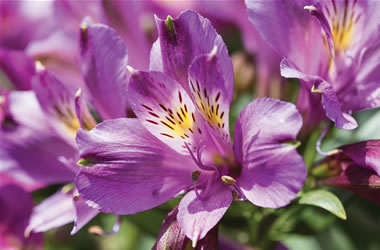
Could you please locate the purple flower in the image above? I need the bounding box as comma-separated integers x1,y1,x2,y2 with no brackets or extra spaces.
19,20,135,235
75,10,306,245
315,140,380,205
0,88,99,236
245,0,380,130
1,8,137,238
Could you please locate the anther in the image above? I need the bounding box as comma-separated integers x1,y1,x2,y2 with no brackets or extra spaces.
221,175,236,186
191,170,201,184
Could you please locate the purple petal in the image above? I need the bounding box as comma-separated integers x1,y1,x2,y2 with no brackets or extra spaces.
0,48,34,90
308,0,380,57
177,181,232,245
26,30,78,71
0,160,45,192
341,140,380,176
234,98,306,208
245,0,328,75
32,65,95,133
75,118,194,214
281,59,358,130
304,3,335,56
25,189,75,235
155,10,233,92
54,0,105,31
149,39,163,72
1,91,77,184
153,205,219,250
0,0,54,50
349,42,380,111
80,22,129,120
102,0,151,70
188,52,233,155
71,190,99,235
128,70,208,155
25,30,86,91
0,184,43,250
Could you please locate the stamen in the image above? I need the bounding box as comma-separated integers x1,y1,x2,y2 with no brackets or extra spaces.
316,122,341,156
184,143,215,172
193,184,203,200
232,190,240,201
191,172,215,201
197,145,220,173
232,183,245,201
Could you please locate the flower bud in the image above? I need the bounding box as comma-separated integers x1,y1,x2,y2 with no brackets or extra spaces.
153,206,218,250
314,140,380,205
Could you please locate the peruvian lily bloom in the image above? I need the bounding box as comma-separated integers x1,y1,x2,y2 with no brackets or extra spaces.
0,84,99,237
314,140,380,205
24,19,132,235
245,0,380,131
1,19,131,236
75,10,306,245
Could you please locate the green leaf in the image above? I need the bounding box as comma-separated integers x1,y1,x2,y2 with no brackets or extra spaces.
299,190,347,220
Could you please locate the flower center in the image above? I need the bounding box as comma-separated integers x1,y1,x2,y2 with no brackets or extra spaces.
186,143,242,200
322,0,361,53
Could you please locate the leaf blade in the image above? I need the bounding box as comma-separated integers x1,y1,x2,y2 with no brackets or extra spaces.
299,190,347,220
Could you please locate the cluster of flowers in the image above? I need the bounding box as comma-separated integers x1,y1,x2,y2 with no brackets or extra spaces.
0,0,379,249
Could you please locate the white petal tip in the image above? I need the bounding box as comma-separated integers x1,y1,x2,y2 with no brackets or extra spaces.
192,240,197,248
70,226,77,235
